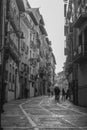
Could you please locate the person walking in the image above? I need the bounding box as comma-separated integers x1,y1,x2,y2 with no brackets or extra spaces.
62,88,66,101
54,86,60,102
47,87,50,97
66,88,70,100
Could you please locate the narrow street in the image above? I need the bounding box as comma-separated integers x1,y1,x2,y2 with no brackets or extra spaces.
1,96,87,130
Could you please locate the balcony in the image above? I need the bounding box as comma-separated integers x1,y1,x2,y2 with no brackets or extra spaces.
29,58,37,67
69,22,73,34
5,37,19,63
64,25,68,36
65,61,73,74
29,74,35,82
73,6,87,28
73,44,87,63
7,7,20,37
64,47,68,55
65,54,73,73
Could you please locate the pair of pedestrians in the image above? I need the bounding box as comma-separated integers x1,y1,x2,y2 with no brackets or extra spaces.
54,87,69,103
62,88,71,101
54,86,66,102
54,86,60,102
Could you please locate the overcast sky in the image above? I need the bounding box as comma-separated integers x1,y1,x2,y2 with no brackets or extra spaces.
28,0,66,73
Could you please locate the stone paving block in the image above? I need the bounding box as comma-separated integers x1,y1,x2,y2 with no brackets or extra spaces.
62,115,87,127
50,109,80,116
22,104,37,109
25,109,51,115
39,128,80,130
3,108,24,116
1,115,32,128
43,105,63,110
3,128,34,130
30,115,74,128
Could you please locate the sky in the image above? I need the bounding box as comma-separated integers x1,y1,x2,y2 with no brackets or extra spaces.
28,0,66,73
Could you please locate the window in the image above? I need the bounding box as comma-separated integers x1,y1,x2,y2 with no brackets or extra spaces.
11,82,14,91
25,46,29,55
10,64,11,71
13,75,15,83
79,33,82,45
13,66,14,73
30,50,31,58
9,73,11,82
5,70,8,81
84,28,87,43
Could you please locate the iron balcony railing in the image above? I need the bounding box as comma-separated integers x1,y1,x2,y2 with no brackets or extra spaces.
73,44,87,62
5,37,19,63
73,4,87,28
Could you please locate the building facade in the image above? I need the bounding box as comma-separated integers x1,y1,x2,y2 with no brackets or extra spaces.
0,0,56,102
3,0,21,101
64,0,87,106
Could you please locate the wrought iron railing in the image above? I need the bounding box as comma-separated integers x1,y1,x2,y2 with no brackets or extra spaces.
73,44,87,61
73,3,87,22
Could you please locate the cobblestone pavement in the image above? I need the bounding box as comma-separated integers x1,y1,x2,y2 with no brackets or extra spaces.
1,96,87,130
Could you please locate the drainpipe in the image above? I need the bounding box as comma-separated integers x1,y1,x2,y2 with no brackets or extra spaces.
0,0,7,113
0,0,7,129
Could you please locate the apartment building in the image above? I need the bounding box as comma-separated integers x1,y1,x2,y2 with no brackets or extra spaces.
3,0,22,101
64,0,87,106
0,0,56,102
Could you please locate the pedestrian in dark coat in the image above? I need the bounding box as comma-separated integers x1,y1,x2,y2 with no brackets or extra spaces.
62,88,66,101
54,86,60,102
66,88,70,100
47,87,50,97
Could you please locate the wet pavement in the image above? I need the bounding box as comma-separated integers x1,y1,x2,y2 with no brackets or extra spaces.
1,96,87,130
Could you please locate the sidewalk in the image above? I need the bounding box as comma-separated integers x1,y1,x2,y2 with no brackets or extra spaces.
49,96,87,114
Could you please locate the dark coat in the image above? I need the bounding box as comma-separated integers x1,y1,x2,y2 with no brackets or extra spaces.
54,87,60,95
